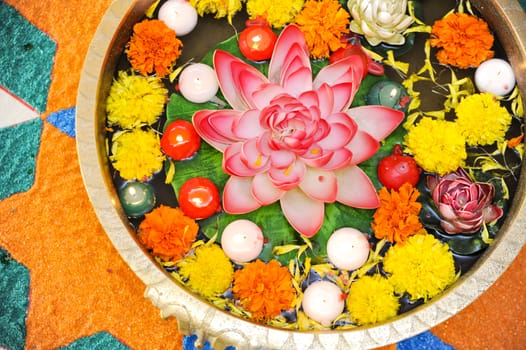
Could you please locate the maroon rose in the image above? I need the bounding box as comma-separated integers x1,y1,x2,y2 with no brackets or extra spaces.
427,168,503,234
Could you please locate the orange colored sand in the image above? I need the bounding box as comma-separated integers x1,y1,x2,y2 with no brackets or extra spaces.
1,0,525,349
5,0,113,117
0,123,182,349
432,245,526,349
1,0,183,348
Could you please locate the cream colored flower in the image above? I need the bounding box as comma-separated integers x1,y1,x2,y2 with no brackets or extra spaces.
348,0,414,46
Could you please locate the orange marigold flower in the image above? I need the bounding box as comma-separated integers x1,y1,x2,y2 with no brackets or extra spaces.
371,183,423,244
294,0,350,59
138,205,198,261
232,259,296,321
126,19,183,78
430,12,494,69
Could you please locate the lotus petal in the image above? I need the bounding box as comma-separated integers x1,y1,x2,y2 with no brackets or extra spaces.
313,84,334,118
345,130,380,165
214,50,268,110
269,25,310,84
223,143,261,177
270,150,296,168
234,64,270,108
208,112,239,139
438,203,460,221
251,84,288,110
193,110,242,151
440,220,462,234
240,138,269,171
317,122,354,150
280,44,311,84
223,176,261,213
326,112,358,133
335,165,380,208
313,54,365,89
298,90,320,111
280,187,324,237
483,205,503,223
283,66,313,97
331,82,356,112
299,167,337,203
232,109,264,139
319,148,353,170
268,160,305,190
252,173,285,205
348,105,404,141
301,147,333,168
255,132,273,156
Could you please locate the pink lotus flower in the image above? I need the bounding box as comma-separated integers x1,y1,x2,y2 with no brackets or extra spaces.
192,25,404,237
427,168,504,234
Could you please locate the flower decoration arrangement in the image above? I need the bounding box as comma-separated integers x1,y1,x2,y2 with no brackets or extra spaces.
104,0,524,330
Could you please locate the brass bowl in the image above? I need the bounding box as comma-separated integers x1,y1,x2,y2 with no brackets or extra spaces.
76,1,526,348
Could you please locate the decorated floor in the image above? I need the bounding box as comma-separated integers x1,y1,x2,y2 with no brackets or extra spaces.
1,0,526,349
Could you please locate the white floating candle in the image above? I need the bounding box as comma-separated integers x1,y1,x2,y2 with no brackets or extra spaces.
302,280,345,327
158,0,198,36
327,227,370,270
179,63,219,103
221,219,264,263
475,58,516,96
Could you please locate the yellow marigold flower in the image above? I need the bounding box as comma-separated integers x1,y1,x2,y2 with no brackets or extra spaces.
294,0,350,59
455,93,512,146
383,233,457,301
246,0,304,28
106,71,168,129
178,244,234,298
346,274,400,325
233,259,295,321
372,183,423,244
126,19,183,78
189,0,244,23
404,117,467,175
110,128,165,181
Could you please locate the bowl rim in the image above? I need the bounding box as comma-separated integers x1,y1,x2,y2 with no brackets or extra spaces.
76,0,526,348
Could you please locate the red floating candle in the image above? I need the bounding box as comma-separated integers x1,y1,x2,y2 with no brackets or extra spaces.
178,177,221,219
161,119,201,160
238,20,277,62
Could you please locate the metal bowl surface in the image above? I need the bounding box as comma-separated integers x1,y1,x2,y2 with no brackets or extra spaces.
76,1,526,348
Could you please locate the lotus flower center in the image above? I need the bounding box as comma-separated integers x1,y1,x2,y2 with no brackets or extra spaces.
261,96,322,153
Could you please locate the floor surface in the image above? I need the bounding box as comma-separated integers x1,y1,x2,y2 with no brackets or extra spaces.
1,0,525,349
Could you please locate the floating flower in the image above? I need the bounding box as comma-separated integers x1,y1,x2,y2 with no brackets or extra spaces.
110,128,165,181
455,93,512,146
404,117,466,176
106,71,168,129
192,25,404,237
347,0,414,46
427,168,503,234
346,274,400,325
294,0,350,59
246,0,304,28
178,243,234,297
372,183,423,244
138,205,199,261
189,0,243,23
232,259,295,320
126,19,183,78
383,233,457,301
430,12,494,69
